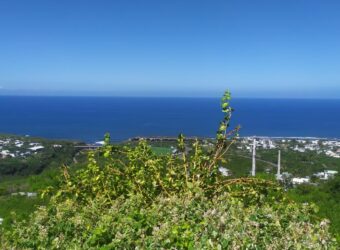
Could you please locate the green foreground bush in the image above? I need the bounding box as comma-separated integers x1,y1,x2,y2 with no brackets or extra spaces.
1,91,338,249
1,191,336,249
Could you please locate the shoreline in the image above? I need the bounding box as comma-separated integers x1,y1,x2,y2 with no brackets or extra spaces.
126,135,340,143
1,133,340,145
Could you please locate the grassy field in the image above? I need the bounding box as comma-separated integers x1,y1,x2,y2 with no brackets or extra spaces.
0,195,47,229
151,146,173,155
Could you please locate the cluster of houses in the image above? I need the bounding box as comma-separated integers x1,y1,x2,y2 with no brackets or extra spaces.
238,138,277,151
0,137,64,159
291,139,340,158
292,139,320,152
313,170,338,180
237,137,340,159
236,137,340,186
0,138,45,159
288,170,338,185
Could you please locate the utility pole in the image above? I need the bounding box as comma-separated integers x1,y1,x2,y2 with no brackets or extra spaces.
251,138,256,176
276,150,281,180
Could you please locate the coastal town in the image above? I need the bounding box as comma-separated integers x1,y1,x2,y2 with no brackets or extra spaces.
0,137,63,159
234,137,339,185
236,136,340,158
2,135,339,171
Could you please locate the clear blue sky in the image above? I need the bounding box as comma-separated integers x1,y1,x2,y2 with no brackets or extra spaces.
0,0,339,98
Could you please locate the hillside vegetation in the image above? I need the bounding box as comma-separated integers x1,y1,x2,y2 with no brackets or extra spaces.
288,174,340,240
1,91,338,249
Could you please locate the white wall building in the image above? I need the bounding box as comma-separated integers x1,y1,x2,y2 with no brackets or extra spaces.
292,177,310,185
314,170,338,180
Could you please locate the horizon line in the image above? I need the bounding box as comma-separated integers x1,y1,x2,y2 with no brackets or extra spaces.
0,94,340,100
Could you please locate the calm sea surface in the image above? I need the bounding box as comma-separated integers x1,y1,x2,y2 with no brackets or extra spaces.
0,97,339,142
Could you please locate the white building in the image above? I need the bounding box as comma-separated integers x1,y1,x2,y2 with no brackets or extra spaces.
314,170,338,180
325,150,340,158
1,150,15,158
293,146,306,153
15,140,24,147
29,145,44,151
292,177,310,185
219,167,231,176
325,170,338,175
27,192,38,198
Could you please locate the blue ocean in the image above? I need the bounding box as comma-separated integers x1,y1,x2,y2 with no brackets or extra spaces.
0,97,339,142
